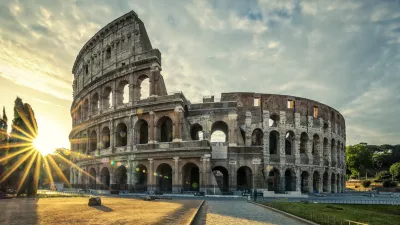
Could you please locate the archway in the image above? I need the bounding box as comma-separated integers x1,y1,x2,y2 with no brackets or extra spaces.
116,123,127,147
102,86,112,109
331,139,336,166
157,116,173,142
82,99,89,119
251,129,263,146
268,168,280,192
89,168,96,189
91,93,100,113
101,127,110,149
156,163,173,192
269,113,280,127
116,80,129,105
285,131,295,155
135,164,148,192
323,138,329,166
212,166,229,193
301,171,309,193
100,167,110,190
138,75,150,100
182,163,200,191
313,134,320,164
190,124,203,140
89,130,97,152
285,169,296,192
331,172,336,193
211,121,228,142
135,119,148,144
115,165,127,190
237,166,252,191
269,130,279,154
313,171,320,193
337,174,340,193
300,132,308,154
323,172,328,193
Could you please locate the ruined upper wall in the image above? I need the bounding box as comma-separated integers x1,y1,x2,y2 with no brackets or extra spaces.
72,11,159,94
220,92,346,129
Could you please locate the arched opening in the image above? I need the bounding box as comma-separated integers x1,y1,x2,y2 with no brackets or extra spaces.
212,166,229,193
268,168,280,192
323,172,328,193
89,130,97,152
157,116,173,142
285,169,296,192
135,119,148,144
337,174,340,193
323,122,329,132
301,171,309,193
100,167,110,190
190,124,203,140
156,163,173,192
81,134,87,154
182,163,200,192
337,141,341,166
77,106,81,122
210,121,228,142
101,127,110,149
285,131,295,155
269,113,280,127
331,172,336,193
116,80,129,105
269,130,279,154
300,132,308,154
91,93,100,114
251,129,263,146
138,75,150,100
116,123,127,147
331,139,336,166
102,86,113,109
313,134,320,164
134,164,148,192
89,168,96,189
237,166,252,191
115,165,127,190
313,171,320,193
82,99,89,119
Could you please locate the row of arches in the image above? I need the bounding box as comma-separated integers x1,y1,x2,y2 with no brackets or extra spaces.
73,76,150,125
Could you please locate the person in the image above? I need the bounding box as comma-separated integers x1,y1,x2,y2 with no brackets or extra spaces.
253,189,257,202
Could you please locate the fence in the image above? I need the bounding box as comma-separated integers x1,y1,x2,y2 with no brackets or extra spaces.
37,190,90,197
307,199,400,205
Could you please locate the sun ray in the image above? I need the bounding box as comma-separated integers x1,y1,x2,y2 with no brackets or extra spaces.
46,155,71,188
42,155,54,188
0,149,35,184
33,152,41,192
54,153,98,184
0,142,32,149
8,132,35,143
27,106,38,137
0,146,34,163
10,124,36,141
15,107,37,139
16,151,38,193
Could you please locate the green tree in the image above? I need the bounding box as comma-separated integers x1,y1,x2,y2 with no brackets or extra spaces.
390,162,400,181
346,143,373,177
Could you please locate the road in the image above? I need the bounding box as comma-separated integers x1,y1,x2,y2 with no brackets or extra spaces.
194,200,307,225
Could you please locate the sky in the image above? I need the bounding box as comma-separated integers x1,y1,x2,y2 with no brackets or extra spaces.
0,0,399,149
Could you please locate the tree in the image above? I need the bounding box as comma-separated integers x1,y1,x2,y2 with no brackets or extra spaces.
390,162,400,181
346,143,373,176
376,171,391,181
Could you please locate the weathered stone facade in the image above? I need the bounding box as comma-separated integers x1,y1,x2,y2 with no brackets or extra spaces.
69,11,346,195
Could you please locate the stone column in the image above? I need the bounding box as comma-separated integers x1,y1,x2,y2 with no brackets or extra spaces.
319,138,324,167
318,172,323,193
173,107,183,142
327,142,331,167
245,111,252,146
97,124,101,151
295,168,301,192
294,136,300,165
308,172,313,193
279,132,286,165
327,172,331,193
149,65,159,97
228,113,238,146
148,158,154,191
173,157,180,192
148,111,155,143
280,171,286,193
262,110,270,164
112,80,117,109
70,168,74,185
307,137,313,165
110,119,114,152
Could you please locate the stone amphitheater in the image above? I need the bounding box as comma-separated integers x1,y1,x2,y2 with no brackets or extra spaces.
69,11,346,196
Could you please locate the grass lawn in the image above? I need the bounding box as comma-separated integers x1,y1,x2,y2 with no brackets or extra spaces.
0,197,202,225
259,201,400,225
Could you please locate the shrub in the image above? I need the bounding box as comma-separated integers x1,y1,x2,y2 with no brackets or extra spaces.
361,180,371,188
390,162,400,181
376,171,391,180
382,179,397,188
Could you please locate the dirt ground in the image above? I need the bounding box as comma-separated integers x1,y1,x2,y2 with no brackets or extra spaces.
0,197,202,225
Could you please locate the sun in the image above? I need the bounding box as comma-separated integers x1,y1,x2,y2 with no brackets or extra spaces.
33,135,54,156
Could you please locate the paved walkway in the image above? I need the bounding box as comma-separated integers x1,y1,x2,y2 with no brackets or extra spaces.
201,200,307,225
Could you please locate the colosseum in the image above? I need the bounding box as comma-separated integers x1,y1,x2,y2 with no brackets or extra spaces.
69,11,346,196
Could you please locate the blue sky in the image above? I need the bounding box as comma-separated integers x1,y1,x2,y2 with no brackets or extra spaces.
0,0,399,147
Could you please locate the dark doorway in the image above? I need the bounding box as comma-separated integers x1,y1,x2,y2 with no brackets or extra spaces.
237,166,252,191
156,163,172,192
182,163,200,191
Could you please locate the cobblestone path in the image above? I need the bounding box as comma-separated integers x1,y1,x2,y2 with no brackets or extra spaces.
202,200,307,225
